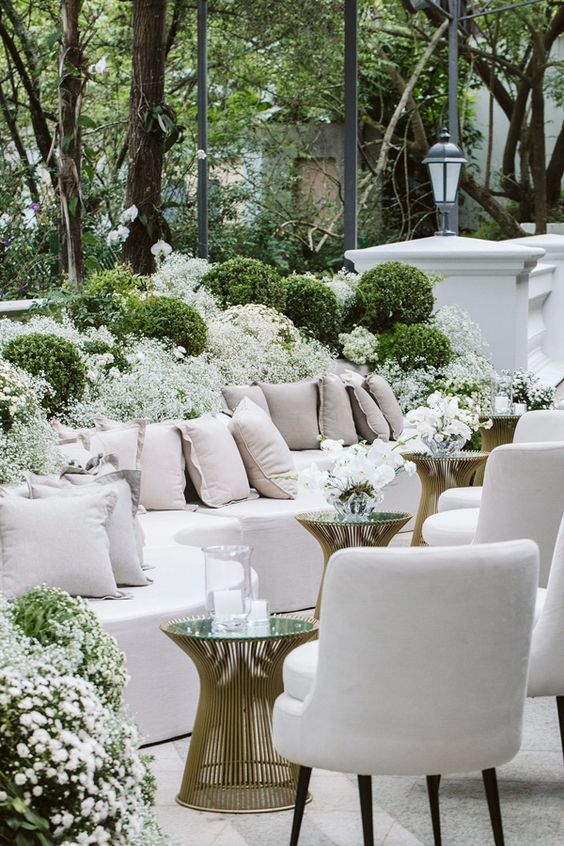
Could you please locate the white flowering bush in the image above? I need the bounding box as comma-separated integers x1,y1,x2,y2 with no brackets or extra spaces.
406,390,491,453
432,305,495,385
0,593,167,846
504,369,555,410
218,303,300,344
150,252,219,318
321,268,357,318
338,326,377,365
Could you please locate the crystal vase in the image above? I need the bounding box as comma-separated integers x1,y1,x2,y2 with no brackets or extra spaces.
333,490,383,522
422,434,466,456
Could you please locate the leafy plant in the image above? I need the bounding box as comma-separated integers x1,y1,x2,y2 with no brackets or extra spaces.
282,274,341,346
201,256,286,310
0,776,54,846
356,262,435,332
131,295,208,355
376,323,452,372
53,265,150,333
2,333,87,417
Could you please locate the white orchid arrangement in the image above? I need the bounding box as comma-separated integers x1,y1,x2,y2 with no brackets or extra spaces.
301,438,415,506
406,390,491,451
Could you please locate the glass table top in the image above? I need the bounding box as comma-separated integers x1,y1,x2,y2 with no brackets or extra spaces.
402,451,487,461
163,615,317,641
297,510,411,526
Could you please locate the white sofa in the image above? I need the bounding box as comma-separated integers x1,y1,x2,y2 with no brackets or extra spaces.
90,443,420,745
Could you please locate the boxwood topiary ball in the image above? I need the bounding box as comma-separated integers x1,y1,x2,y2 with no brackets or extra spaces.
282,275,341,346
377,323,452,372
131,295,208,355
201,257,285,310
356,261,435,332
3,333,87,417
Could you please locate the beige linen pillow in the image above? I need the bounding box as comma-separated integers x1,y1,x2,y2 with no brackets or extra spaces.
230,398,297,499
85,421,145,470
0,490,123,599
30,471,148,587
365,374,404,440
340,372,390,442
222,385,270,415
94,417,186,510
179,414,250,507
258,381,320,450
318,374,357,444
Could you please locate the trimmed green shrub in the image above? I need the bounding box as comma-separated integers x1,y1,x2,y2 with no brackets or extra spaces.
282,275,341,346
356,261,435,332
63,264,149,333
131,295,208,355
201,256,285,310
376,323,452,372
3,333,87,416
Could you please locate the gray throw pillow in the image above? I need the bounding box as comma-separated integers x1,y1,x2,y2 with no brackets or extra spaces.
222,385,270,415
318,374,357,444
365,374,405,440
258,381,320,450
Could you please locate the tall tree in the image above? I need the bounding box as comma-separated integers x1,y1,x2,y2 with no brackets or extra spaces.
123,0,168,274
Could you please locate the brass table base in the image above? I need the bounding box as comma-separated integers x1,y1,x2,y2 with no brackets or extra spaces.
474,415,520,484
296,511,412,619
403,452,488,546
162,616,317,813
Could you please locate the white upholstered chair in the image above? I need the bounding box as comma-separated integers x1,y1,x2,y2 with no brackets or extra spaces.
423,442,564,587
439,410,564,512
528,511,564,759
273,541,539,846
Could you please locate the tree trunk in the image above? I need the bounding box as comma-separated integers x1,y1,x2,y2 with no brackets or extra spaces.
123,0,168,275
461,171,526,238
59,0,85,287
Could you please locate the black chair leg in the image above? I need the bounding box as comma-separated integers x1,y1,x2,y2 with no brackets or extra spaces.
289,766,312,846
482,768,505,846
426,775,442,846
557,696,564,764
357,775,374,846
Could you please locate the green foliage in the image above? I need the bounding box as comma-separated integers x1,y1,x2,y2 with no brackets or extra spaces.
131,295,208,355
81,339,129,372
376,323,452,371
282,275,341,345
2,333,86,417
356,262,435,332
0,776,54,846
201,256,286,310
60,265,150,333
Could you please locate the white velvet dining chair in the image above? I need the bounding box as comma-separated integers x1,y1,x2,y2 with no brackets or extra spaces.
438,410,564,513
273,541,539,846
422,442,564,587
528,510,564,759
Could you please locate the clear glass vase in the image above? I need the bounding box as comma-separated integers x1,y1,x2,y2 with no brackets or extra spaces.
203,545,252,635
333,490,383,522
422,434,466,456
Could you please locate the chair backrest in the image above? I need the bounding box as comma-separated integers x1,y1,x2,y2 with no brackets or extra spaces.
474,442,564,587
528,511,564,698
514,409,564,443
294,541,538,777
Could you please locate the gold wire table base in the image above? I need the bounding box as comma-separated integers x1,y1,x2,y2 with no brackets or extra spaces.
161,615,318,813
296,511,412,619
474,415,520,484
403,452,488,546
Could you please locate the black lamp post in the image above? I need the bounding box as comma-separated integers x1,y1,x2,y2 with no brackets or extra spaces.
422,128,467,236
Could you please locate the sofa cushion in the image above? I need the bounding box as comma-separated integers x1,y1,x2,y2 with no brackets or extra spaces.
365,374,404,440
222,384,270,415
179,414,250,508
29,472,149,587
230,398,297,499
343,384,390,443
86,421,146,470
290,449,335,473
138,509,243,550
258,381,320,450
0,490,123,599
94,417,186,511
318,374,357,444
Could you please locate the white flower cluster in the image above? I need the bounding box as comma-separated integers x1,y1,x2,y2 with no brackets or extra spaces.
406,390,490,449
0,597,167,846
505,369,555,410
321,268,358,317
106,205,138,247
217,303,300,344
338,326,377,365
151,252,219,319
432,305,495,385
301,439,415,505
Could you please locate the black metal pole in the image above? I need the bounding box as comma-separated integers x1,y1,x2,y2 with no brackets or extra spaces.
448,0,459,233
197,0,209,259
344,0,358,262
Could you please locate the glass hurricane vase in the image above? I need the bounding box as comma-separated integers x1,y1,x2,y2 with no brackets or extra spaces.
332,490,383,522
422,434,467,456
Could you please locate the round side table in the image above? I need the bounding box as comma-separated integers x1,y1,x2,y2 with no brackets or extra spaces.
160,615,318,813
474,414,520,484
403,451,488,546
296,510,412,619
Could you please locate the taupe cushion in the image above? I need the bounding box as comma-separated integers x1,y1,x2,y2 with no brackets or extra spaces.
318,374,357,444
346,384,390,442
0,490,123,599
222,385,270,415
230,398,297,499
30,471,149,587
258,381,320,450
85,421,146,470
365,374,404,440
180,414,250,507
94,417,186,511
